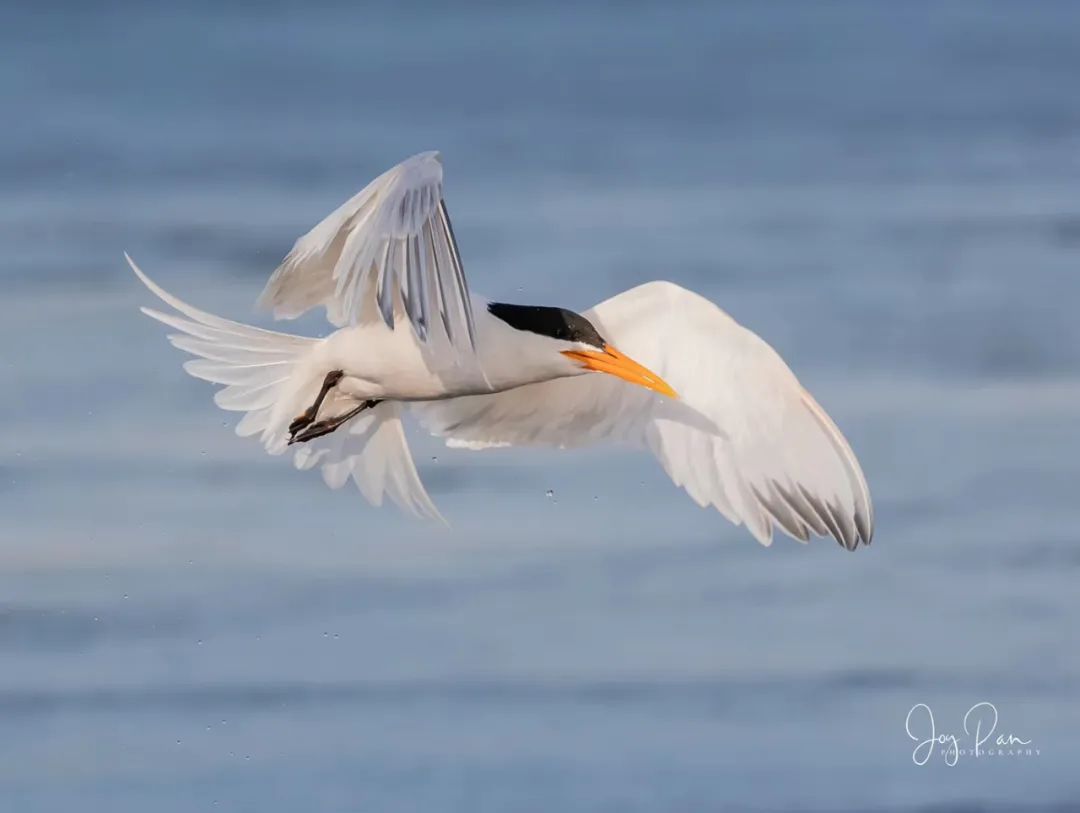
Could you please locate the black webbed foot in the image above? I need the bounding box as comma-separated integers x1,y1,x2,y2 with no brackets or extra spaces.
287,400,382,445
288,408,317,437
287,370,345,440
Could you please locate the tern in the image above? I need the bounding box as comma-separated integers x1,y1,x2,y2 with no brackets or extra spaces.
130,151,873,549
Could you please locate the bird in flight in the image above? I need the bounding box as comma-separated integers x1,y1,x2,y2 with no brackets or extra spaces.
130,151,873,549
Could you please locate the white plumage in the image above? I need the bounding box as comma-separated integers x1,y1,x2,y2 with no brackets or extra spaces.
414,282,873,548
258,150,476,350
130,151,874,549
132,258,444,521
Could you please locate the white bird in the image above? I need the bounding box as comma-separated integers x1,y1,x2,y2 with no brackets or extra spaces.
130,151,873,549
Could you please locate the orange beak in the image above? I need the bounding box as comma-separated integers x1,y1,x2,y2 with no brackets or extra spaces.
561,344,678,399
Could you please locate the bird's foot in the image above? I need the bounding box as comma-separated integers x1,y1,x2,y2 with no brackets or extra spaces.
288,408,317,438
289,419,339,445
287,370,346,442
287,399,382,445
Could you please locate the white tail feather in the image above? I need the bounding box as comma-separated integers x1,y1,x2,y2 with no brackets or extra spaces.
128,253,443,522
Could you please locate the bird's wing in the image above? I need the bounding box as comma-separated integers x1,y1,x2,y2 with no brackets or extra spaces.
292,401,445,523
412,281,873,549
258,151,476,351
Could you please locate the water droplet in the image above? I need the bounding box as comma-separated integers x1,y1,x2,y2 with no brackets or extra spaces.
545,489,554,499
430,455,438,462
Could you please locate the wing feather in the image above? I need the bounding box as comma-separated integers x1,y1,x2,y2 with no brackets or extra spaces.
258,151,476,354
293,401,445,523
413,281,873,549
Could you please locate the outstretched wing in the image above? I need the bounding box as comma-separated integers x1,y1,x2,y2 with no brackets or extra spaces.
412,281,874,549
259,151,476,351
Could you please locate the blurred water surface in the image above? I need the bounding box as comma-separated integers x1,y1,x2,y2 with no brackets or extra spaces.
2,1,1079,811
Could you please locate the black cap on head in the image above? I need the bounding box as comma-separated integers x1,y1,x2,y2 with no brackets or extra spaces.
487,303,605,348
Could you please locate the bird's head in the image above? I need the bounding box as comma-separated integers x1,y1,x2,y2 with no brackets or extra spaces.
486,302,677,398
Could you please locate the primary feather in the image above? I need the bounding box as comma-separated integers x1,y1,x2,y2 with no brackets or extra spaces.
257,151,476,353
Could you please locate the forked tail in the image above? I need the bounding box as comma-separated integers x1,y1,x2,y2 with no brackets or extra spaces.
127,254,444,522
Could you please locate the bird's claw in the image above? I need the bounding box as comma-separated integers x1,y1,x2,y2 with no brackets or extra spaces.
288,409,316,437
289,419,336,445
